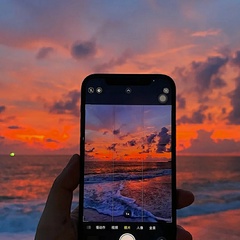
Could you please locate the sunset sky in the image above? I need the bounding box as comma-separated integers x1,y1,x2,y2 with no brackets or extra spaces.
1,0,240,155
85,105,171,161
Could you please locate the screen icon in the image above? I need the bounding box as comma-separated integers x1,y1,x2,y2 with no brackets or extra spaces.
136,226,143,230
124,225,131,230
96,87,103,94
125,87,132,94
149,226,156,230
111,225,118,230
158,94,167,103
123,210,132,218
119,233,135,240
88,87,94,94
163,88,169,94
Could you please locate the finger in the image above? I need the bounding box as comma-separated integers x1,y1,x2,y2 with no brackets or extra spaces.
39,154,80,225
177,189,194,209
70,206,79,238
71,206,79,222
177,225,192,240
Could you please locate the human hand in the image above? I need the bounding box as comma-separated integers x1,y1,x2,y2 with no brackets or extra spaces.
176,189,194,240
35,154,194,240
35,154,80,240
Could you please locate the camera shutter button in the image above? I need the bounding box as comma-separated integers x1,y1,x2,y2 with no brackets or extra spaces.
119,233,136,240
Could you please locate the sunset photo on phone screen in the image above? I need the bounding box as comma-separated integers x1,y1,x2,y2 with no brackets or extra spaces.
83,104,172,223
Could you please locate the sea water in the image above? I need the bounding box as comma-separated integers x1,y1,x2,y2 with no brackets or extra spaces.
177,156,240,217
83,161,172,222
0,155,240,239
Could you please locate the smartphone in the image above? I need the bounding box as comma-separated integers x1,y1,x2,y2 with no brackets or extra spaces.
80,74,176,240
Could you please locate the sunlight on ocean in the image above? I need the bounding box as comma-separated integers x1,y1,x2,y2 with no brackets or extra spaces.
0,155,240,239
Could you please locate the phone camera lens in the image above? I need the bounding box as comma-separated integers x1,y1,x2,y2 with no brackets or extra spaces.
158,94,167,103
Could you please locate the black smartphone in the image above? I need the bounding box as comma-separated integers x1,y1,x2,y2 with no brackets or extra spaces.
80,74,176,240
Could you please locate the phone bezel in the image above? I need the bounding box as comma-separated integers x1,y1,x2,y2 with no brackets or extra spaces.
79,74,176,239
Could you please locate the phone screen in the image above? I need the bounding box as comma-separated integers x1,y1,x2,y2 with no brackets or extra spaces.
80,74,176,240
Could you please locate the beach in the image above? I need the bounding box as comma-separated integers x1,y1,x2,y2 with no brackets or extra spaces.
178,209,240,239
0,155,240,239
83,160,172,222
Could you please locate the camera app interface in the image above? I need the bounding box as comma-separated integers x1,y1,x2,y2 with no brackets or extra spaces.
83,103,172,224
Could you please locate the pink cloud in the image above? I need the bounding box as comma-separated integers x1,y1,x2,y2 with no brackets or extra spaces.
180,130,240,155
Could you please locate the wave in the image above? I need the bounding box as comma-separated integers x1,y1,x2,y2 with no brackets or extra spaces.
84,181,171,222
178,200,240,218
84,169,171,184
178,190,240,218
0,200,44,233
0,196,23,202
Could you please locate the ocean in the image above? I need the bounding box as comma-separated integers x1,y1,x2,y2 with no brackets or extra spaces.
83,160,172,222
0,155,240,239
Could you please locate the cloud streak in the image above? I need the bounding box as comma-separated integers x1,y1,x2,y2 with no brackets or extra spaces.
36,47,54,59
0,105,6,113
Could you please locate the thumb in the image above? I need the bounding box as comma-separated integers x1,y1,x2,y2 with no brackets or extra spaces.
38,154,80,227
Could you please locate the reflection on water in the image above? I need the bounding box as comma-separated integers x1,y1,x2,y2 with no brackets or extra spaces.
0,155,240,239
84,160,172,222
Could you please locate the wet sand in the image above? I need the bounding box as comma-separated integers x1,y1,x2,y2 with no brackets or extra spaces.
178,209,240,240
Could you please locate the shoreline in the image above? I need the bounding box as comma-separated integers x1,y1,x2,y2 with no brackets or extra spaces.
0,209,240,240
178,209,240,239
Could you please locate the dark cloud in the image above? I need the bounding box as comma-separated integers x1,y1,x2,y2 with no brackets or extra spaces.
192,56,228,91
86,147,95,153
211,77,226,88
0,105,6,113
146,133,157,144
107,143,117,151
8,125,21,129
232,50,240,66
71,40,96,59
128,139,136,146
177,94,186,109
36,47,54,59
228,77,240,124
180,130,240,155
49,89,80,117
156,127,171,153
45,138,59,143
178,105,208,124
139,149,150,154
119,133,129,140
0,136,5,140
113,129,120,135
